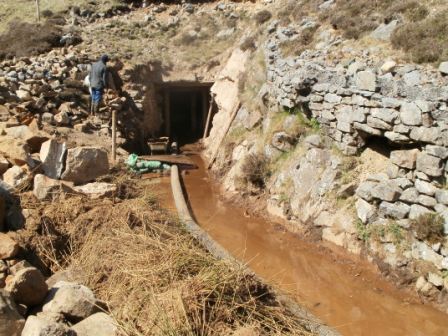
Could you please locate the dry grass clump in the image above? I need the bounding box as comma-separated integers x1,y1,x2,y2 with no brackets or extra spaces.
391,10,448,64
280,25,319,57
240,153,270,191
411,213,445,244
254,10,272,25
18,174,313,335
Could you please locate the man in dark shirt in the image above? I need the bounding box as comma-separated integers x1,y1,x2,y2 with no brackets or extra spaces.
89,54,109,115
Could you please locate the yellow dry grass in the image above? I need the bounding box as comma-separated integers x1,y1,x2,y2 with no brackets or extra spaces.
17,173,314,336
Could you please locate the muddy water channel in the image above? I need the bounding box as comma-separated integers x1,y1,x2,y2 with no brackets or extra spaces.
154,153,448,336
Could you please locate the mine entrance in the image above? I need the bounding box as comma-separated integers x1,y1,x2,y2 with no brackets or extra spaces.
160,83,214,145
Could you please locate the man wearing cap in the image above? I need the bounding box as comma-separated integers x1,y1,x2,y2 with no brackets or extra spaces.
89,54,109,115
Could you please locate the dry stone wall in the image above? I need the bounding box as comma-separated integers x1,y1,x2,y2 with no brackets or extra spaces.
216,19,448,299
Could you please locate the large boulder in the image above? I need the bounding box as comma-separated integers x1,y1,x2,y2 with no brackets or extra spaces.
33,174,75,201
39,140,67,179
42,281,99,322
0,233,19,259
74,182,116,199
72,312,119,336
61,147,109,185
21,315,74,336
5,267,48,306
439,62,448,75
0,289,25,336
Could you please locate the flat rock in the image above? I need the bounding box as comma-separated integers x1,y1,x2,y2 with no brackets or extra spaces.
21,315,74,336
33,174,75,201
72,312,119,336
43,281,99,322
370,182,402,202
74,182,116,199
0,233,19,259
61,147,109,185
39,140,67,179
0,135,32,166
379,201,410,219
5,267,48,306
0,289,25,336
3,166,28,188
390,149,419,169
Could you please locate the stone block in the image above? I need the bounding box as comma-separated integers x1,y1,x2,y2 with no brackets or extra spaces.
416,152,443,177
425,145,448,159
370,182,402,202
379,201,410,219
400,188,419,204
409,204,432,220
356,198,376,224
39,140,67,179
61,147,109,185
353,122,382,136
384,132,409,143
3,166,28,189
415,179,438,196
418,195,437,208
21,316,74,336
43,281,99,322
74,182,117,199
371,108,398,123
367,116,392,130
5,267,48,306
390,149,419,169
438,62,448,75
355,70,376,92
435,190,448,205
0,233,19,259
356,181,378,201
400,102,422,126
72,312,119,336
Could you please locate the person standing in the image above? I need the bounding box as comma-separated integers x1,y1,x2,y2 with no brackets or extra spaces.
89,54,109,115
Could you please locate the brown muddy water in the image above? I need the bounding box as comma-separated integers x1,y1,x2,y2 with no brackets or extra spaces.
153,153,448,336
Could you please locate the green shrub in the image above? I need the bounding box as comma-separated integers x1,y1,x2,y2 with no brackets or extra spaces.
411,213,445,244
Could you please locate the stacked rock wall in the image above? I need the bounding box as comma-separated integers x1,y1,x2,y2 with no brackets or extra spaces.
215,19,448,297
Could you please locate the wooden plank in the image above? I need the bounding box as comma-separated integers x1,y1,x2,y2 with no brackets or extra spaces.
138,155,197,167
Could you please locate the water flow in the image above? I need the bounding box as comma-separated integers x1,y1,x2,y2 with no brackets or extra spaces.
156,154,448,336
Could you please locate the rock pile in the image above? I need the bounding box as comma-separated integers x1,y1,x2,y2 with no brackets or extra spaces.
0,247,118,336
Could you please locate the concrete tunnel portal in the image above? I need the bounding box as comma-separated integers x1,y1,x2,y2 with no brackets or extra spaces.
157,82,215,146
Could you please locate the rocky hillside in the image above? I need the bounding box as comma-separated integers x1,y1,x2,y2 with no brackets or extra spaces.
203,0,448,313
